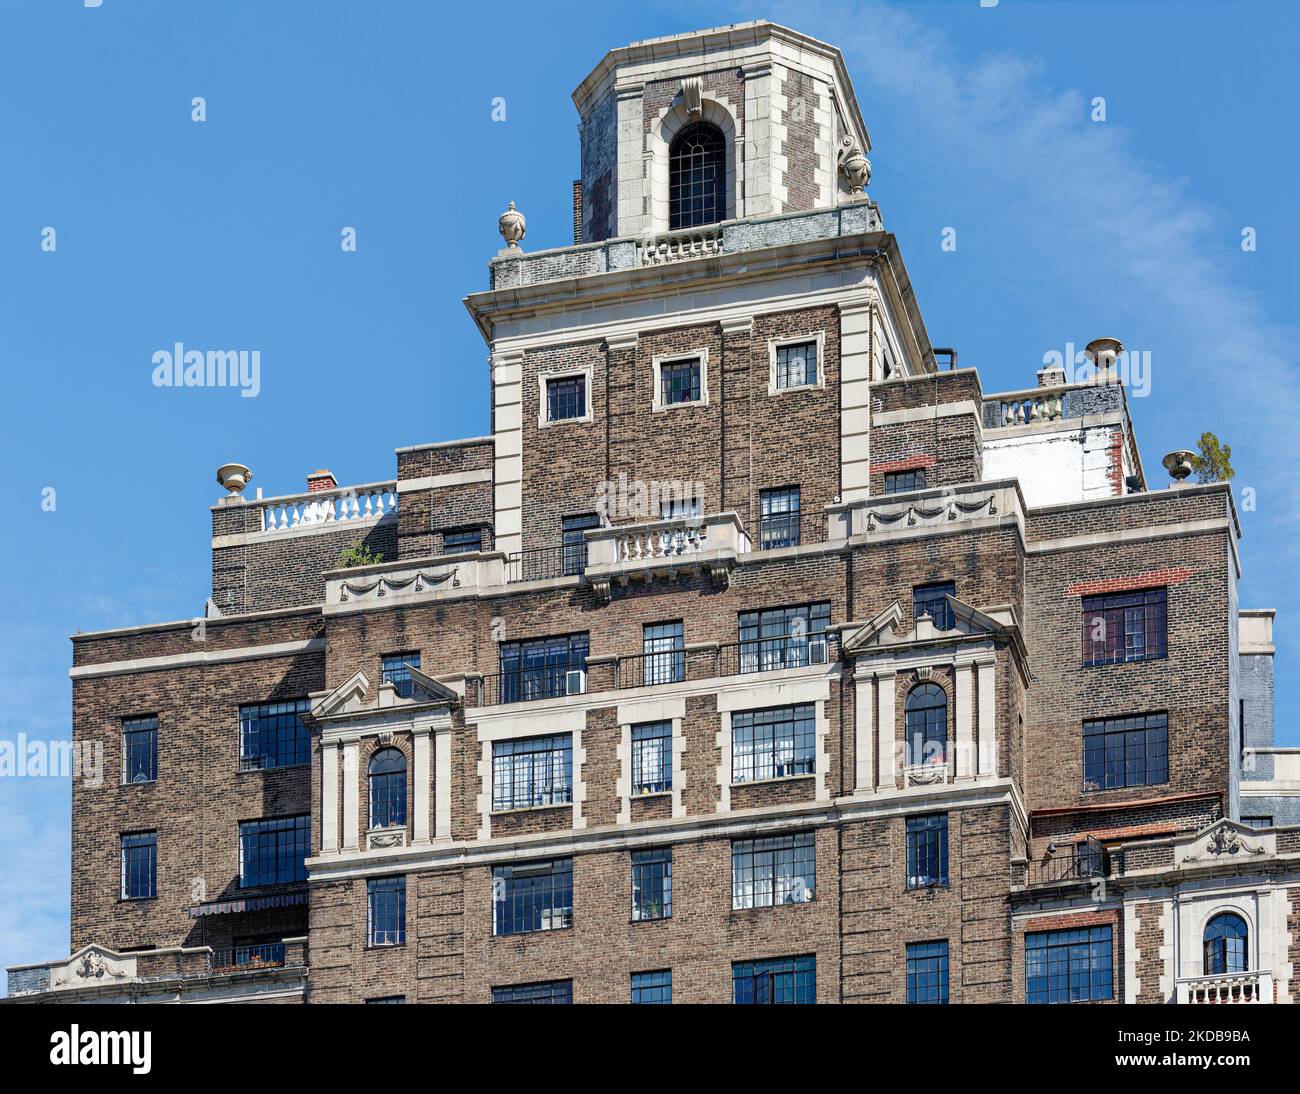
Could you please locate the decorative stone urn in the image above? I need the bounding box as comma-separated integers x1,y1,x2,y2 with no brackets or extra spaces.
837,135,872,195
1084,337,1124,382
498,201,526,250
1162,450,1195,484
216,462,253,497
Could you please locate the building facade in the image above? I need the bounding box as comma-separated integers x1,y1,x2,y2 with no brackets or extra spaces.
7,21,1298,1005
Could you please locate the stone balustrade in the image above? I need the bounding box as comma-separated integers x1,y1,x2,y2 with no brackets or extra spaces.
637,226,723,266
1175,971,1272,1004
585,512,751,600
981,381,1125,431
257,482,397,534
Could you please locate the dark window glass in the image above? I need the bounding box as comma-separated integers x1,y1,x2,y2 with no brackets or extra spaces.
239,815,310,887
631,848,672,921
669,122,726,229
367,877,406,946
632,721,673,794
121,832,156,900
906,814,948,889
491,734,573,810
1081,588,1167,667
732,833,815,909
368,748,407,829
732,955,816,1004
660,358,702,405
631,970,672,1004
884,469,926,494
442,528,483,553
643,621,685,685
380,652,420,699
1204,913,1248,975
738,603,831,672
493,859,573,936
759,487,801,549
1082,713,1168,790
561,514,599,576
365,996,406,1004
499,633,589,702
239,699,311,771
905,684,948,767
775,341,818,389
1241,816,1273,830
1026,926,1113,1004
906,941,949,1004
731,704,816,782
123,715,157,784
492,980,573,1004
913,582,956,631
547,375,586,422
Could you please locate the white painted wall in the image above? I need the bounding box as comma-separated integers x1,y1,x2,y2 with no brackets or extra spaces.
982,421,1122,507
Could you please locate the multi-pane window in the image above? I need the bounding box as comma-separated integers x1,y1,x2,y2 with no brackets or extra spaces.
442,527,483,553
561,514,599,576
365,996,406,1004
669,122,726,230
546,374,586,422
632,721,673,795
1082,713,1168,791
631,970,673,1004
913,581,956,631
1204,912,1248,975
904,684,948,767
906,941,950,1004
121,832,156,900
759,487,801,549
660,494,701,519
732,833,815,909
1081,588,1167,667
643,621,685,686
885,469,926,494
239,815,310,887
775,340,818,389
660,358,703,406
631,848,672,921
1242,816,1274,829
732,705,816,783
499,633,589,703
493,859,573,936
239,699,311,771
738,602,831,672
906,814,949,889
367,877,406,946
368,748,407,829
381,652,420,699
1026,926,1113,1004
122,715,157,784
492,980,573,1004
492,734,573,811
732,955,816,1004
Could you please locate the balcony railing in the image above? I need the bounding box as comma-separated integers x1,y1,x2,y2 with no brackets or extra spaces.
1028,837,1109,885
257,482,397,534
476,664,588,706
1176,971,1273,1004
616,632,839,689
208,942,286,974
637,225,724,266
505,545,583,583
757,512,803,551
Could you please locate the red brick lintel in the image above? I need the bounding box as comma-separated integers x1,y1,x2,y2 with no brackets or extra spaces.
1065,566,1194,598
871,455,937,475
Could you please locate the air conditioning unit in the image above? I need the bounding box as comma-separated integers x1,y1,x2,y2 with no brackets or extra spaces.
565,669,587,695
808,635,829,664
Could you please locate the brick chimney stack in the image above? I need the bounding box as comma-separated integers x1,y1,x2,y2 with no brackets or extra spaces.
306,469,337,493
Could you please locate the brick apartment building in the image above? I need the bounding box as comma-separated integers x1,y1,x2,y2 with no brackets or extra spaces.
7,21,1299,1005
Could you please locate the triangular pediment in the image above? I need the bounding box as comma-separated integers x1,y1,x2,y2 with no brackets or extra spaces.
407,666,460,703
310,669,371,719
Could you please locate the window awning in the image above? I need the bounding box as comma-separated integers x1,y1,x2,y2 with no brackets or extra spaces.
186,889,307,918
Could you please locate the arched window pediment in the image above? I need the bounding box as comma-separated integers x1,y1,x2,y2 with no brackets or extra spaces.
368,747,407,829
669,121,727,231
1203,911,1248,976
905,682,948,767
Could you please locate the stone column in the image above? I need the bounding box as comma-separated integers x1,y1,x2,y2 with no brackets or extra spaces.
853,666,874,791
839,299,874,503
875,670,896,789
977,658,997,777
434,725,452,841
955,663,974,779
321,740,339,853
341,739,360,851
412,727,432,845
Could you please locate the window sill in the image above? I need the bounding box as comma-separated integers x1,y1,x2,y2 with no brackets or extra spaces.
120,779,157,788
1080,654,1168,670
366,942,406,950
492,924,573,939
236,761,311,775
539,414,593,429
768,381,825,397
730,898,817,914
490,802,574,816
652,398,709,413
630,789,673,800
730,773,815,789
906,882,950,893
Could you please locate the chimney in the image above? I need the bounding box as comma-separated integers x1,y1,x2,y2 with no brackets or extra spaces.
306,469,337,493
572,180,583,244
1036,363,1067,387
1084,337,1124,384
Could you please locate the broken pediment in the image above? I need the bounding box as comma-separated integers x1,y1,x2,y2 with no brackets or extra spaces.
1174,819,1274,867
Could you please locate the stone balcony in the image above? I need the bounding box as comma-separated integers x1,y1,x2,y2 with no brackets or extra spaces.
585,511,751,600
1176,971,1273,1004
981,379,1127,431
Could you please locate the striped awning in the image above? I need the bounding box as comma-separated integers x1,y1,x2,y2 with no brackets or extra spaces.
186,889,307,918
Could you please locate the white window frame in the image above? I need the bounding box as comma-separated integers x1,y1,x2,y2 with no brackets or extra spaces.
538,365,594,428
651,349,709,411
768,332,826,395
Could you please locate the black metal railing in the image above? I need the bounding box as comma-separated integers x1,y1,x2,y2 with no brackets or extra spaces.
209,942,286,973
505,544,586,583
616,649,687,689
615,632,839,689
1029,837,1108,885
757,512,803,550
478,663,588,706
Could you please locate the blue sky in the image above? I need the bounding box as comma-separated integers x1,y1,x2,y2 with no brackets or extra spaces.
1,0,1297,979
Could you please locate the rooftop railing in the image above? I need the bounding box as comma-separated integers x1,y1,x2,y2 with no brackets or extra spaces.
256,482,397,534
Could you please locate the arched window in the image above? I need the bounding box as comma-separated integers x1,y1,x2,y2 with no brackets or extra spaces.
1203,912,1248,975
905,683,948,767
368,748,407,829
669,122,726,230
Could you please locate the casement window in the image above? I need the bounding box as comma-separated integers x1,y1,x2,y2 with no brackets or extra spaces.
631,848,672,922
122,715,157,784
491,734,572,811
492,859,573,936
906,814,949,889
731,704,816,783
498,633,589,703
904,684,948,767
492,980,574,1004
1242,816,1273,829
1082,713,1168,791
121,832,157,900
642,621,685,686
738,602,831,673
913,581,956,631
441,527,483,553
758,487,801,549
631,721,673,795
660,357,703,406
239,815,310,887
1081,587,1167,667
660,494,701,519
731,833,815,909
631,970,672,1004
561,513,599,576
365,996,406,1004
546,374,586,422
1204,913,1249,976
380,652,420,699
906,941,950,1004
238,698,311,771
884,469,926,494
367,877,406,946
1026,926,1113,1004
732,955,816,1005
773,339,819,390
368,748,407,829
669,121,726,229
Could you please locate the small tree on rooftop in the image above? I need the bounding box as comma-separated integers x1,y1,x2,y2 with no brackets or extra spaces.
338,543,383,568
1189,431,1235,484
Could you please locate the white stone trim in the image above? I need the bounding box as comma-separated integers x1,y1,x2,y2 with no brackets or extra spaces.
955,663,974,779
396,468,492,493
853,671,873,791
651,347,709,411
647,95,741,233
70,637,325,680
977,657,997,777
321,741,339,853
475,707,588,840
871,400,979,428
767,329,826,395
876,669,896,789
412,728,431,845
537,363,595,429
1124,901,1141,1003
616,696,687,823
341,740,359,852
491,349,525,559
838,298,874,501
1157,900,1174,1002
434,725,452,841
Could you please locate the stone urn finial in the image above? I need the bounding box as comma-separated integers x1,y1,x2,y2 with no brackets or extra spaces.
498,201,526,250
837,135,872,195
216,462,252,498
1162,450,1195,485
